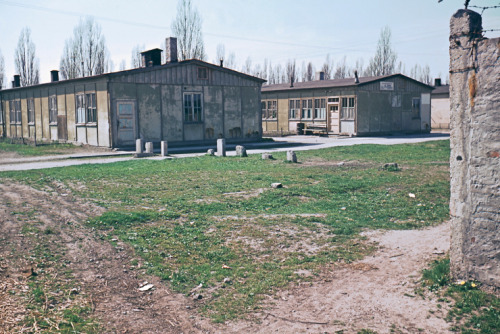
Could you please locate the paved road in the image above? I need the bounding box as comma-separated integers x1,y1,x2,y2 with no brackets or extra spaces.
0,133,449,172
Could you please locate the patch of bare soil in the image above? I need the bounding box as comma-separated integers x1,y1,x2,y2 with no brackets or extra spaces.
0,181,217,334
1,180,453,334
226,222,452,333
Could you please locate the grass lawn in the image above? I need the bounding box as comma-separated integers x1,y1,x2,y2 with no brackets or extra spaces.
0,138,78,156
1,140,452,322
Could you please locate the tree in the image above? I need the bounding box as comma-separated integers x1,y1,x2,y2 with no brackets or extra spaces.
366,26,397,76
60,17,109,80
306,62,314,81
131,44,145,69
286,59,296,85
14,27,39,87
321,54,334,79
242,56,252,74
171,0,205,61
0,49,4,89
333,56,351,79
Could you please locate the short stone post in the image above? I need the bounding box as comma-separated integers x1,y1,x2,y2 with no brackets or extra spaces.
136,139,143,153
145,142,153,154
161,141,168,156
235,145,247,157
217,138,226,157
287,150,297,163
207,149,215,156
262,153,273,160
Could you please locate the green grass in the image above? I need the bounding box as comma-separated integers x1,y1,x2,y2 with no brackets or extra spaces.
0,138,77,156
1,140,452,322
422,257,500,333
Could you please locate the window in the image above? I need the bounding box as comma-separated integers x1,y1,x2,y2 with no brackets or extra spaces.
27,98,35,124
198,67,208,80
289,99,300,119
314,98,326,119
261,100,277,120
0,101,3,124
328,97,339,103
76,93,97,124
301,99,312,119
412,98,420,118
184,93,203,122
86,93,97,123
49,95,57,124
9,100,21,124
341,97,355,120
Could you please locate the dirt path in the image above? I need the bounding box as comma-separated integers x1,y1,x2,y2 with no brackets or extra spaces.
0,180,452,333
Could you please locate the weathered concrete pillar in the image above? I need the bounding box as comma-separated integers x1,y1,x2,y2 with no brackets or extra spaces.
145,142,153,154
235,145,247,157
449,9,500,287
262,153,273,160
217,138,226,157
207,149,215,156
161,141,168,156
136,139,143,153
287,150,297,163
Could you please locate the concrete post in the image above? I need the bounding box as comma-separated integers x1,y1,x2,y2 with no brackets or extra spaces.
145,142,153,154
161,141,168,156
236,145,247,157
136,139,143,153
217,138,226,157
287,150,297,163
449,9,500,287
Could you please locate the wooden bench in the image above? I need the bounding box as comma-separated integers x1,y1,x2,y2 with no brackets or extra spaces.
305,124,328,136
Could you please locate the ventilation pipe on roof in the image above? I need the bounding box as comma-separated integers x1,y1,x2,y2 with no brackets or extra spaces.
51,70,59,82
316,71,325,81
290,75,295,88
220,58,224,67
13,75,20,88
354,70,360,84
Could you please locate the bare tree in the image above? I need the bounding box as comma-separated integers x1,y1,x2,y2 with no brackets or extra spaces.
14,27,39,86
321,54,334,79
171,0,205,61
0,49,4,89
225,52,236,70
215,44,225,64
119,59,126,71
131,44,145,69
334,56,351,79
242,56,252,74
60,17,109,79
306,62,314,81
286,59,296,85
366,26,397,76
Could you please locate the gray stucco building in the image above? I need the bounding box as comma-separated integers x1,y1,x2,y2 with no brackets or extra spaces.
0,38,265,148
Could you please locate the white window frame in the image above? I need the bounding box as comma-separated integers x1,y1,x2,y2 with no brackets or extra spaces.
289,99,300,120
184,92,203,123
27,98,35,124
49,95,57,124
9,100,21,124
314,98,326,120
301,99,312,120
412,97,421,118
341,97,355,120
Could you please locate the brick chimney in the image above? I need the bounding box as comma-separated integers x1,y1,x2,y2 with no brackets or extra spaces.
165,37,178,63
13,75,20,88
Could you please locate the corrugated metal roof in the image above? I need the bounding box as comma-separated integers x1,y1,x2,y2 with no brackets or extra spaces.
262,73,433,92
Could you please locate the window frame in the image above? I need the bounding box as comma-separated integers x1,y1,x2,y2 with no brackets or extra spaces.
49,95,58,124
261,99,277,120
314,98,326,120
9,100,21,124
76,92,97,125
184,92,203,123
197,67,209,80
27,98,35,124
340,97,355,121
412,97,421,118
301,99,312,120
289,99,300,120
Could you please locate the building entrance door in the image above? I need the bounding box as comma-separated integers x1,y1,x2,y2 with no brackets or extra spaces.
116,100,136,146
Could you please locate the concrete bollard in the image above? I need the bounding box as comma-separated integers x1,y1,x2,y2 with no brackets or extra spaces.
161,141,168,156
262,153,273,160
207,149,215,156
145,142,153,154
236,145,247,157
217,138,226,157
287,150,297,163
136,139,143,153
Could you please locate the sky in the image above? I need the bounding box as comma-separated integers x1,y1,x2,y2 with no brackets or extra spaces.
0,0,499,86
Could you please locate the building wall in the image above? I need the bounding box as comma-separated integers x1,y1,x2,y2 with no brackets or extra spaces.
431,95,450,129
0,78,110,147
449,9,500,288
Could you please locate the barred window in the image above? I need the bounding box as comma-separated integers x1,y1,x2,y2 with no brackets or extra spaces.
49,95,57,124
341,97,355,120
184,93,203,122
27,98,35,124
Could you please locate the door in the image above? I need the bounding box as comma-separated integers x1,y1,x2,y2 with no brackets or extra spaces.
57,115,68,140
116,101,136,146
340,97,356,135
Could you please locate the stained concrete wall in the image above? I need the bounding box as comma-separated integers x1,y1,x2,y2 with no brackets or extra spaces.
449,9,500,287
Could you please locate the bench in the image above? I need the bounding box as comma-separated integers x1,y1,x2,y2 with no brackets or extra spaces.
305,124,328,136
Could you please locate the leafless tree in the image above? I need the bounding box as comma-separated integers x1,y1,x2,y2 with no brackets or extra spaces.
60,17,109,79
334,56,351,79
225,52,236,70
286,59,296,85
242,56,252,74
321,54,334,79
14,27,40,86
0,49,4,89
119,60,126,71
306,62,314,81
171,0,205,61
366,26,397,76
131,44,145,69
215,44,225,64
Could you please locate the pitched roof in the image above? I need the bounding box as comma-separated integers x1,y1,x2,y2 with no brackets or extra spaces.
262,73,432,92
432,84,450,95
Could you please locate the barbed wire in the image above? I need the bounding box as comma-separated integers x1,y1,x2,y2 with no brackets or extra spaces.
469,5,500,15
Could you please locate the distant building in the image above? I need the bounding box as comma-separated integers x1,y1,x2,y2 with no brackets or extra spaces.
0,38,265,147
261,73,433,136
431,78,450,130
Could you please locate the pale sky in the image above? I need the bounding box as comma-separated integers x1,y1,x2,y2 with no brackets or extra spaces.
0,0,499,86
